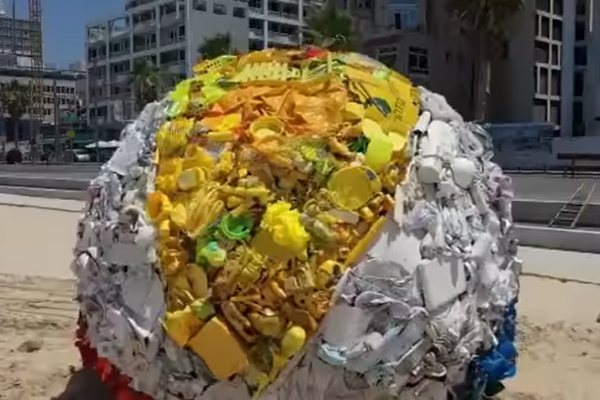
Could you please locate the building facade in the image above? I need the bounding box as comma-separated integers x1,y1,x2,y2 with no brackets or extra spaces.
488,0,600,137
0,67,84,142
86,0,328,133
340,0,475,118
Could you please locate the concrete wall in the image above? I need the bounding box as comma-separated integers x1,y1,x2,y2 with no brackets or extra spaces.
513,199,600,228
489,0,536,123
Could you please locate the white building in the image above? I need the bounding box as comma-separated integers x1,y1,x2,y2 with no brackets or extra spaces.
85,0,325,135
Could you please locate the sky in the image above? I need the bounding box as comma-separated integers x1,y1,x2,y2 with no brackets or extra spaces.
12,0,122,67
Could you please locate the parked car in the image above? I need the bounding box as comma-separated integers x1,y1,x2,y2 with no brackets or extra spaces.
65,149,92,163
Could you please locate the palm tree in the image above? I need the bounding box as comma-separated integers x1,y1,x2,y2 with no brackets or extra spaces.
198,33,233,60
129,59,166,111
0,80,29,146
447,0,524,121
305,0,356,51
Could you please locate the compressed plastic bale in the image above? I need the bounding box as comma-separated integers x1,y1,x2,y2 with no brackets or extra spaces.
71,49,520,400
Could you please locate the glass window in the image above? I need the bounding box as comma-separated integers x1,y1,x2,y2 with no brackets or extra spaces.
574,71,584,97
540,16,550,38
214,3,227,15
550,100,560,125
576,0,585,15
233,7,246,18
534,98,547,121
550,69,561,96
574,46,587,66
389,0,419,31
552,0,563,15
575,20,586,41
539,67,548,94
193,0,207,11
408,46,428,74
535,41,550,63
537,0,550,12
551,44,560,65
552,19,562,41
572,101,585,136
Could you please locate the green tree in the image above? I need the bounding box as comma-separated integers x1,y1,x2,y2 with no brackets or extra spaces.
0,80,29,144
305,0,356,51
130,59,166,111
198,33,233,60
447,0,524,121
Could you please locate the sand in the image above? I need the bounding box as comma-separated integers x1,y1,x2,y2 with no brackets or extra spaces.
0,272,596,400
0,198,599,399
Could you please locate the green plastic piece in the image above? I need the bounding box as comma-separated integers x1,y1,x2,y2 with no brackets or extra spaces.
197,241,227,268
219,214,254,241
349,136,369,154
191,298,216,321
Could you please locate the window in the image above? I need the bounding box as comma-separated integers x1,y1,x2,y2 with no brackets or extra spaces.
539,67,548,94
249,0,262,11
574,71,584,97
533,99,547,121
552,19,562,41
214,3,227,15
233,7,246,18
535,41,549,63
408,46,428,74
551,44,560,65
193,0,207,11
536,0,550,12
574,46,587,66
575,20,585,41
572,101,585,136
538,16,550,38
552,0,563,15
178,25,185,38
550,70,560,96
376,46,397,69
389,0,419,31
550,100,560,125
576,0,585,15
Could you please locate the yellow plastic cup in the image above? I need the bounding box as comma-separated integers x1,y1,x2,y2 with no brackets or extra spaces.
250,116,285,140
327,166,382,211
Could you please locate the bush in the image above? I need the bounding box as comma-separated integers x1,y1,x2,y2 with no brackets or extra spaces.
6,149,23,164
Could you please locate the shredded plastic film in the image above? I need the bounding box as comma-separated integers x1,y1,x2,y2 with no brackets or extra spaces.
72,49,520,400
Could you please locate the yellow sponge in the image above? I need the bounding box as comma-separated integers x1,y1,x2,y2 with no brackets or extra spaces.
188,316,248,380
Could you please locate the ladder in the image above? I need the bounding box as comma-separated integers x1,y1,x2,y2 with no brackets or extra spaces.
549,182,596,228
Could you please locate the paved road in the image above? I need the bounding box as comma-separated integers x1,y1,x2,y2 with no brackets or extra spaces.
1,165,600,202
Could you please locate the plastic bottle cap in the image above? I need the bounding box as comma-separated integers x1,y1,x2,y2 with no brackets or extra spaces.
327,166,382,211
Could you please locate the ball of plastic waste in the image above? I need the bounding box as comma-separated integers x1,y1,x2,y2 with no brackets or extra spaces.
72,49,519,400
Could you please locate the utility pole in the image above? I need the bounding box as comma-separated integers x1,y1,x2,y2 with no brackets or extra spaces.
53,78,61,162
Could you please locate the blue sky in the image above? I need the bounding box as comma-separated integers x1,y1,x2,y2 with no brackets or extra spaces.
13,0,122,66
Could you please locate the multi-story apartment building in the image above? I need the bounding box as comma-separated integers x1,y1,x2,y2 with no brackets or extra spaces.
86,0,325,135
0,67,84,142
86,0,251,135
488,0,600,137
340,0,475,118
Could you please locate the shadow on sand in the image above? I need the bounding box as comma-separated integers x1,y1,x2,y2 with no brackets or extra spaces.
51,368,114,400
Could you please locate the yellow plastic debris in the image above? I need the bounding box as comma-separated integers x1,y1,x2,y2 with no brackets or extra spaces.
260,201,309,260
188,316,249,380
327,166,382,211
163,306,203,347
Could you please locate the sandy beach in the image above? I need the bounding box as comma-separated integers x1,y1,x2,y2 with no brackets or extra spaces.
0,198,599,399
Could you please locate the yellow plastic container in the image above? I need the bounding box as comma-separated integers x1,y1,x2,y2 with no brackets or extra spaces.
365,134,393,172
327,166,382,211
250,116,285,140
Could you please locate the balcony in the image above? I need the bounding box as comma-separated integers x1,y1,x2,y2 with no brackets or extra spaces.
126,0,155,11
268,32,299,46
249,28,264,40
134,42,157,52
133,19,157,33
267,9,300,22
249,6,263,15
